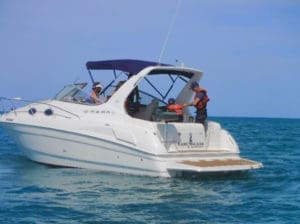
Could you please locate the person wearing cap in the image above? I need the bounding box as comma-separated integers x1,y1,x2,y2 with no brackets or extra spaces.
183,81,210,125
90,82,104,104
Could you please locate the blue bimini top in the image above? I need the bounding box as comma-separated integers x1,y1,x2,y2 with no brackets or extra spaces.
86,59,171,74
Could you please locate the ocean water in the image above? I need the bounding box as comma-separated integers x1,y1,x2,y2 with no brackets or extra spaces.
0,117,299,223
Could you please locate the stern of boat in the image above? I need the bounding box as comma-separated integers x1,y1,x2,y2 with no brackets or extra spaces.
156,121,239,153
155,121,263,177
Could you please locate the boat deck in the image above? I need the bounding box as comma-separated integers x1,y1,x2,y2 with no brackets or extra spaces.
180,158,259,167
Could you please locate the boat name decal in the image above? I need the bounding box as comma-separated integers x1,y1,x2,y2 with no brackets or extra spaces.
100,110,115,115
177,132,204,148
83,110,115,115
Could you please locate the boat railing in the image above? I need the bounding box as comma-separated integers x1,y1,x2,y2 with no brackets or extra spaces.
0,97,80,119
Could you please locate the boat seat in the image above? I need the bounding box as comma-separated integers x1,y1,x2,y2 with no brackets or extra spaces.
134,100,158,121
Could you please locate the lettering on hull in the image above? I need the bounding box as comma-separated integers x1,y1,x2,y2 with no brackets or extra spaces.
177,132,204,148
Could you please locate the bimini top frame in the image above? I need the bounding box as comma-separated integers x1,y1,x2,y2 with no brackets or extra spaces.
85,59,199,104
86,59,195,82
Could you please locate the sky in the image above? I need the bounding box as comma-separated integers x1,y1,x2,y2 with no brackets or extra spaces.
0,0,299,118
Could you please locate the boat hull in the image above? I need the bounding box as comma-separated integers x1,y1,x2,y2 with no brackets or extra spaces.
1,122,262,177
3,123,171,177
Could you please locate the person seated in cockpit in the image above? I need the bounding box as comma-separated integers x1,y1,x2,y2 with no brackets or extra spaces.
166,98,183,122
90,82,104,104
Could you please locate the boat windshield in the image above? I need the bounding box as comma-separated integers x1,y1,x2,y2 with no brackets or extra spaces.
54,83,91,104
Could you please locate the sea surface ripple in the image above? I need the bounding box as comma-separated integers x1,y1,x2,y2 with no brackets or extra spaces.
0,117,299,223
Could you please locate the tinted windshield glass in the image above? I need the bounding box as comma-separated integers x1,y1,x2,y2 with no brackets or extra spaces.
54,83,89,103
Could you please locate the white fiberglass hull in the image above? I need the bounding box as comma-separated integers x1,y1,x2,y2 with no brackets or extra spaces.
4,123,170,177
2,122,262,178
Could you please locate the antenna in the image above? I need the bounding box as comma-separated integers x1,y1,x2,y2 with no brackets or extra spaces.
158,0,181,63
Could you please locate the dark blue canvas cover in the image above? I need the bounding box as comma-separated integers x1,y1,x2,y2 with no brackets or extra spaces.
86,59,171,74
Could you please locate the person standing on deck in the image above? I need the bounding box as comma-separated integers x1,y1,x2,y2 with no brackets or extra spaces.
184,81,209,125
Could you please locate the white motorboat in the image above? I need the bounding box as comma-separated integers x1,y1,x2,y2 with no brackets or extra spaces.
0,59,262,177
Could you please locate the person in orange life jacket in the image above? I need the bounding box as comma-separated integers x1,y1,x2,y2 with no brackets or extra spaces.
90,82,104,104
167,98,183,122
183,81,209,125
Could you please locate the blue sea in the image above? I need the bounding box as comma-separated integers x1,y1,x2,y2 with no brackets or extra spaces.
0,117,299,223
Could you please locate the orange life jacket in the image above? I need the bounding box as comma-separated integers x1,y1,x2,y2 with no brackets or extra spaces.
194,87,209,109
167,104,183,115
